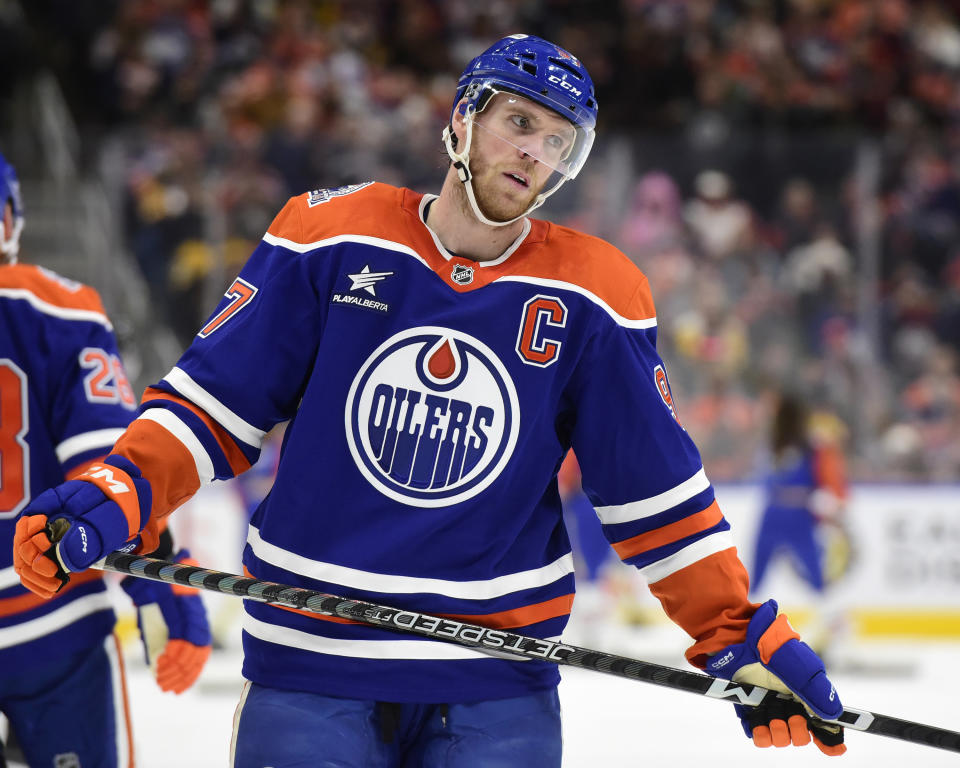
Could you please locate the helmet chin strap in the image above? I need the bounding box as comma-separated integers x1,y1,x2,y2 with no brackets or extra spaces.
442,109,554,228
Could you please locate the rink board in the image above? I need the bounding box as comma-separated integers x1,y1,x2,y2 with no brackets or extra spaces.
717,483,960,637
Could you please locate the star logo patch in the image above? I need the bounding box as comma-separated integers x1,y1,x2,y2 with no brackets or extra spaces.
347,265,394,296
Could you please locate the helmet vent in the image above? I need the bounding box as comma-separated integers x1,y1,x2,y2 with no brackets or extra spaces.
506,56,538,76
548,57,584,80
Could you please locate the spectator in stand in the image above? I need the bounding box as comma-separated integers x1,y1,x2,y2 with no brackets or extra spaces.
684,170,755,261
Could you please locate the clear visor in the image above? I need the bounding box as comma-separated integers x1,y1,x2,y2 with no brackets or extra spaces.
469,88,594,184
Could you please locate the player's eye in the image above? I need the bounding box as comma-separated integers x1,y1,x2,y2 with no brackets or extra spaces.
510,114,531,130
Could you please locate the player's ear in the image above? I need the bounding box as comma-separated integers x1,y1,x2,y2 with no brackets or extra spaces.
451,98,471,143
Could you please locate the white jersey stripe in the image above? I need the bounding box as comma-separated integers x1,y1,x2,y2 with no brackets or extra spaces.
55,428,127,464
639,530,736,584
262,231,431,269
137,409,216,485
243,613,491,660
0,289,113,329
494,276,658,330
247,524,575,601
163,366,266,448
595,468,712,525
0,566,19,591
261,231,655,328
0,592,113,649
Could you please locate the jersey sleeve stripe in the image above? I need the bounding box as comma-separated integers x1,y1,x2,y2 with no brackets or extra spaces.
136,410,215,484
247,524,574,600
610,501,724,560
0,288,113,328
141,400,234,481
261,231,431,269
0,592,113,650
163,366,266,448
637,530,736,583
493,276,657,329
55,428,128,464
142,388,252,476
0,567,18,591
595,468,711,525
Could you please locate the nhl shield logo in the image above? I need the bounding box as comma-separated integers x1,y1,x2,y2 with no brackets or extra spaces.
451,264,475,285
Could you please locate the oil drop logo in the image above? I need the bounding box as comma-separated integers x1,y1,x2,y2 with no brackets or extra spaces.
346,327,519,507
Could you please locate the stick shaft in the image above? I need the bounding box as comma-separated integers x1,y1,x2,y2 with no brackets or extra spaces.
98,552,960,753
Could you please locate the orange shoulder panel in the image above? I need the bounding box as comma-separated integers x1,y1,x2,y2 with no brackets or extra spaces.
267,183,407,246
0,264,108,316
518,223,656,322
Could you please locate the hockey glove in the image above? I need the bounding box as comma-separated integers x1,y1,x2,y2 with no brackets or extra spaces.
121,547,212,694
13,456,157,599
706,599,845,756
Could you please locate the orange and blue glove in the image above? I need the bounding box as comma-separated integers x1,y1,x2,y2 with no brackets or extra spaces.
120,547,212,694
13,456,156,598
706,599,846,756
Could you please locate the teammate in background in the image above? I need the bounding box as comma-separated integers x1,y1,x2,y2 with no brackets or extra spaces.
0,153,211,767
14,37,846,765
750,393,853,652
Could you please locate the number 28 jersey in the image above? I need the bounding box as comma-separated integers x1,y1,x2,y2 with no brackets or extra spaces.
112,182,757,703
0,264,136,664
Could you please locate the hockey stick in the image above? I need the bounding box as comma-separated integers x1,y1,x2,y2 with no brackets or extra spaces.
96,551,960,754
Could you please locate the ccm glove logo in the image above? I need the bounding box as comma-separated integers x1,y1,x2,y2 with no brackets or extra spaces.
82,466,130,494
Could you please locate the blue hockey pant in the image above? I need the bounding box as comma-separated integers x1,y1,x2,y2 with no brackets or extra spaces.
0,634,132,767
230,682,562,767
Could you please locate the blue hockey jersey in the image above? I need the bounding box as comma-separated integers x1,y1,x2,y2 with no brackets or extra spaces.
111,183,756,702
0,264,136,666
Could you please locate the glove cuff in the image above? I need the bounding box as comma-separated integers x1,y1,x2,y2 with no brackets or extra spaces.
75,456,152,542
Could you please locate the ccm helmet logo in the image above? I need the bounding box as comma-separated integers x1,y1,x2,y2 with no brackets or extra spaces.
547,75,582,98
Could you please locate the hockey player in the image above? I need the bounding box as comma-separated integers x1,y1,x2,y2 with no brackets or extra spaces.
14,36,845,765
0,153,211,766
750,393,853,652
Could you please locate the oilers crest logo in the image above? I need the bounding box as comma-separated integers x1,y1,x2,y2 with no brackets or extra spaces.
346,327,520,507
654,364,682,427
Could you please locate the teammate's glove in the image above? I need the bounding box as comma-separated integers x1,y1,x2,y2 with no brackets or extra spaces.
13,455,157,598
706,599,846,756
121,547,212,694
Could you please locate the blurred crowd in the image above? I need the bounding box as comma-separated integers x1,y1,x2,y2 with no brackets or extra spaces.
11,0,960,481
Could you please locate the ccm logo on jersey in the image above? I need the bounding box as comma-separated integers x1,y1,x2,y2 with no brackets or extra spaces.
198,277,258,338
517,295,567,367
346,327,519,507
654,364,682,427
